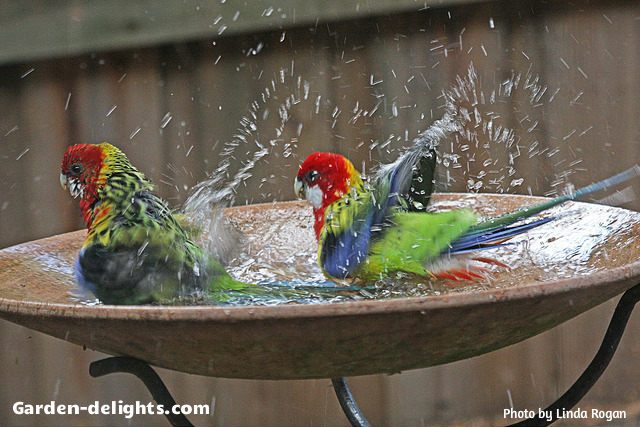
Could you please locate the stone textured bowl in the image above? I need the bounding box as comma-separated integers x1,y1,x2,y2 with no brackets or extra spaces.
1,194,639,380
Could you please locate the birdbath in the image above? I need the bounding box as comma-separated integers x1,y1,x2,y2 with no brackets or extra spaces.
2,193,640,426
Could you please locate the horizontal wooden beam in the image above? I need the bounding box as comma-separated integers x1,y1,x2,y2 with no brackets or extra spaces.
0,0,489,65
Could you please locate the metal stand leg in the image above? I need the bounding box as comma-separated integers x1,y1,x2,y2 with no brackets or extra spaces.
508,282,640,426
332,378,371,427
90,356,194,427
333,282,640,427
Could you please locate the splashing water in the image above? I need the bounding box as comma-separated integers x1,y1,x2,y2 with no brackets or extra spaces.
177,68,366,304
181,67,315,263
178,66,468,304
436,63,581,196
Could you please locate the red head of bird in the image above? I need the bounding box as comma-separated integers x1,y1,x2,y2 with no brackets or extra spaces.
294,152,363,240
60,144,112,226
61,142,151,229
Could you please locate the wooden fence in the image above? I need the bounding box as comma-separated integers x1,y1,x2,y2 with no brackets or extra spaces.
1,0,640,425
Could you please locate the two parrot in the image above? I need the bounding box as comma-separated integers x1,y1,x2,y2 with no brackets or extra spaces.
60,143,360,305
61,141,638,305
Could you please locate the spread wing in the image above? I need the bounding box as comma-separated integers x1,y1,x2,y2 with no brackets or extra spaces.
319,144,439,280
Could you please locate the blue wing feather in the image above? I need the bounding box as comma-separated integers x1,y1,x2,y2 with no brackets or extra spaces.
74,251,97,294
447,217,555,254
321,208,378,279
446,242,518,255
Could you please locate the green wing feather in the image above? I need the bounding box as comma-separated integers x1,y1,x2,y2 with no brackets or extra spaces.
358,209,478,280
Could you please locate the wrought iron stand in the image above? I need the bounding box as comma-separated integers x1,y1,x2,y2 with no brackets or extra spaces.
90,282,640,427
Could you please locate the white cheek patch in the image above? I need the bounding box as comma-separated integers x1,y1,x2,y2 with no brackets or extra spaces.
68,177,85,199
306,185,324,209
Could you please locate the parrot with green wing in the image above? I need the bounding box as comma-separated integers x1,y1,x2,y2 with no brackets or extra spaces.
295,150,640,282
60,142,248,304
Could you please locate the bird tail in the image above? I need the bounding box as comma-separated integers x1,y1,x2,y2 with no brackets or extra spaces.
209,280,370,305
448,164,640,254
205,249,372,304
476,165,640,232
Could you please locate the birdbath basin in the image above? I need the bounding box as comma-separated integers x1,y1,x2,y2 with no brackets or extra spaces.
1,193,640,380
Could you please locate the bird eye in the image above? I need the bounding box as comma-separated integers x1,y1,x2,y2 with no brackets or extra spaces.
70,164,82,175
306,170,319,184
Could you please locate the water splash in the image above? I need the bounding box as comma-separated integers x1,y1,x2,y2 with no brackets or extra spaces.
181,67,325,270
178,66,466,303
436,63,580,195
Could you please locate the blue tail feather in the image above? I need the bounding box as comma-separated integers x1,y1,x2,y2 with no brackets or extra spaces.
471,165,640,234
449,217,555,253
448,241,518,255
445,164,640,256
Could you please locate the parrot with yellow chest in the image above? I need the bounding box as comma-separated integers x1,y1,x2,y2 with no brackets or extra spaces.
60,142,247,304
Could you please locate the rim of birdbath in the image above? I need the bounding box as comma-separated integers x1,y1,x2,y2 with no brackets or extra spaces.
0,194,638,379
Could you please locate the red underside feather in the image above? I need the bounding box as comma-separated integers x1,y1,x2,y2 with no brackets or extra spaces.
432,257,510,281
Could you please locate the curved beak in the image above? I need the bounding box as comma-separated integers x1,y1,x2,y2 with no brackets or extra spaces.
294,176,305,199
60,172,68,190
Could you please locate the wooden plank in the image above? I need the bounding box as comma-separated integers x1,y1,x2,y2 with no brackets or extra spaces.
0,0,492,66
499,1,553,197
0,65,28,248
114,50,166,188
19,63,76,240
236,28,335,205
156,45,202,207
191,37,265,207
70,54,122,151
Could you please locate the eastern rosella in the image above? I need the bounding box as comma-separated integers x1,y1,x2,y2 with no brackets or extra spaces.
60,142,248,304
295,151,640,282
